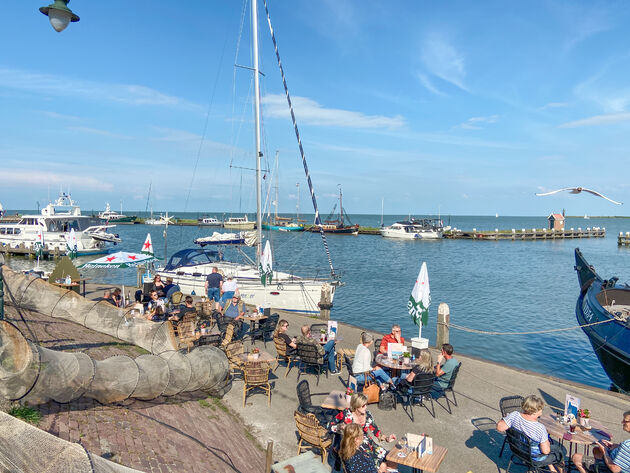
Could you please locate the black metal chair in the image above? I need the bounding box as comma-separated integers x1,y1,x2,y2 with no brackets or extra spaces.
505,428,559,473
499,395,524,457
249,313,279,347
214,311,230,333
396,371,435,421
343,354,366,392
296,379,335,426
431,362,461,414
373,338,382,363
296,342,328,386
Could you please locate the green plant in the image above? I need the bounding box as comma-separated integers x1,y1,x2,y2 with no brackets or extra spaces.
9,405,41,425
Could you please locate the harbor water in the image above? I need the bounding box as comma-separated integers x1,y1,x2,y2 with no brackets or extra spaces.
5,213,630,392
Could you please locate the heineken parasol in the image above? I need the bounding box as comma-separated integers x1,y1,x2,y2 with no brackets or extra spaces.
408,262,430,341
259,240,273,286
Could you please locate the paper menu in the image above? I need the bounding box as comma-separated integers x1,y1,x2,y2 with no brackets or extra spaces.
564,394,580,418
406,433,433,457
387,342,405,358
327,321,338,339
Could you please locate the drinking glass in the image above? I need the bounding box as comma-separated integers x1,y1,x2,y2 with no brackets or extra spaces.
397,436,408,457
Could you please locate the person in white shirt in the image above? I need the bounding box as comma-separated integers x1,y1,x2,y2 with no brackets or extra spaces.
220,276,238,303
352,332,394,389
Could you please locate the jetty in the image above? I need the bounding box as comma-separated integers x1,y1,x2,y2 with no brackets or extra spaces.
445,226,605,240
0,244,62,259
618,232,630,246
0,276,628,473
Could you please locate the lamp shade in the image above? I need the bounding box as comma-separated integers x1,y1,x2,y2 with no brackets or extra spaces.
39,0,79,32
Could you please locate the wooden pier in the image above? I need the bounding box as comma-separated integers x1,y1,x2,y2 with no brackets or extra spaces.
0,244,61,259
618,232,630,246
444,227,605,240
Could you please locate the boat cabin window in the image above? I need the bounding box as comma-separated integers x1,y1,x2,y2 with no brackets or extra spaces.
164,249,219,270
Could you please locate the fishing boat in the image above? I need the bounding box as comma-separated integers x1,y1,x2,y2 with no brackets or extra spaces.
157,0,341,315
381,218,444,240
223,215,256,230
310,186,359,234
0,192,120,255
98,202,137,223
262,153,304,232
574,248,630,392
197,216,222,226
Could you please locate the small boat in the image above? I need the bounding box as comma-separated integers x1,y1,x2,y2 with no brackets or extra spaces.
574,248,630,392
262,152,305,232
197,216,222,226
98,203,136,223
194,232,252,246
223,215,256,230
584,214,590,220
145,212,173,225
381,218,444,240
310,186,359,234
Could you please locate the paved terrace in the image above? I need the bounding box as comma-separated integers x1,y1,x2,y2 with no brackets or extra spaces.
3,282,630,473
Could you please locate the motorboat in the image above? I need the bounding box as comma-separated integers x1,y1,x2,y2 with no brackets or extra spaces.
98,203,136,223
380,218,444,240
0,192,121,255
574,248,630,392
197,216,222,226
223,215,256,230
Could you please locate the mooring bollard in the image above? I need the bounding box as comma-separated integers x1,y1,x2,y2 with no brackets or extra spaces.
436,302,450,347
318,283,332,320
265,440,273,473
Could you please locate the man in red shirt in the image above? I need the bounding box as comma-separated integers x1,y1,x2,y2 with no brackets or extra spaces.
379,324,405,354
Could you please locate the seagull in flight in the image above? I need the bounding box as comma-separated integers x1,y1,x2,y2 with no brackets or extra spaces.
535,187,623,205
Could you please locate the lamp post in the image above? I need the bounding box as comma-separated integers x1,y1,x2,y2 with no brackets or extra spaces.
39,0,79,32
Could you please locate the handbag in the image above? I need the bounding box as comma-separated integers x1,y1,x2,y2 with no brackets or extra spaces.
362,373,380,404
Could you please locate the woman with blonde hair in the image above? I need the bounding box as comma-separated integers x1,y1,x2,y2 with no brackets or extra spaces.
330,393,396,467
496,394,565,472
394,349,434,391
340,423,387,473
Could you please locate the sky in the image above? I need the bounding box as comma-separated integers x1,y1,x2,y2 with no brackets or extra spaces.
2,0,630,217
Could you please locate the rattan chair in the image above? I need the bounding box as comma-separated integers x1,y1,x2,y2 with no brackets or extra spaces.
221,323,236,348
499,395,524,457
197,333,222,347
223,340,244,377
174,312,198,352
294,410,332,464
273,335,296,377
296,342,327,386
431,362,462,414
242,361,271,407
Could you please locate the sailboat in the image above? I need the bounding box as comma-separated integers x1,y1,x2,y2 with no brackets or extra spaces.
310,185,359,234
157,0,340,315
263,152,304,232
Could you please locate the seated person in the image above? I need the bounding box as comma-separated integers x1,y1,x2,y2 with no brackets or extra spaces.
168,296,196,323
573,410,630,473
297,325,338,374
112,288,124,308
162,277,180,299
395,349,434,391
496,395,565,472
353,332,394,389
274,319,297,355
99,290,116,306
145,291,166,321
151,275,166,296
339,423,386,473
379,324,405,354
221,294,245,320
220,276,238,303
434,343,458,390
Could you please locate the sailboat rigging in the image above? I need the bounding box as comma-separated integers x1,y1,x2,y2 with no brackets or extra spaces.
157,0,341,314
263,151,304,232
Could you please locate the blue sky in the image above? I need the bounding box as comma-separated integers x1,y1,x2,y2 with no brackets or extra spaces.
2,1,630,216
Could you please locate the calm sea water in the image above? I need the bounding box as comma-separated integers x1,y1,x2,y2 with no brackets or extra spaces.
6,212,630,392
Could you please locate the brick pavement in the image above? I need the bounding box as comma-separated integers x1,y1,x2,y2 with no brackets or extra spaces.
4,305,266,473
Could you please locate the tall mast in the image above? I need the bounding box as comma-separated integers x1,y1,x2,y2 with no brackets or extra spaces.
274,150,279,222
338,185,344,226
296,182,300,222
252,0,263,266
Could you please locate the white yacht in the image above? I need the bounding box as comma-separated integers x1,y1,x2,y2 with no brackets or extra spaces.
98,203,136,223
145,212,174,225
197,216,222,226
381,218,444,240
223,215,255,230
0,193,121,255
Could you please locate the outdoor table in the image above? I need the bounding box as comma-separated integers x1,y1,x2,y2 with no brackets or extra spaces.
539,413,609,470
51,278,90,297
320,390,350,410
386,445,448,473
241,312,268,333
238,350,274,365
271,451,329,473
375,353,417,378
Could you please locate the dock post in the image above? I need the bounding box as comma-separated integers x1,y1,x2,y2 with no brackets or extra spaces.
436,302,450,348
264,440,273,473
318,283,332,320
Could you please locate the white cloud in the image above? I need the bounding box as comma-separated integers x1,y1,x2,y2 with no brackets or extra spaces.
559,112,630,128
262,94,405,129
420,34,467,91
0,169,113,191
0,67,200,110
458,115,499,130
540,102,569,110
67,126,131,139
33,110,82,121
417,73,446,97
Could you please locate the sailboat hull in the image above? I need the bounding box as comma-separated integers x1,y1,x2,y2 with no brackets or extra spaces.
262,223,304,232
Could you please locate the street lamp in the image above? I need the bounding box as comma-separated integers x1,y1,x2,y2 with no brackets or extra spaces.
39,0,79,32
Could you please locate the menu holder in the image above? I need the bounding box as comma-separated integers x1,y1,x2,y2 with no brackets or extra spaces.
407,433,433,457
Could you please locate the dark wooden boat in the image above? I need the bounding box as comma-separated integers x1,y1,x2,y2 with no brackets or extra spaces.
311,186,359,234
574,248,630,392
